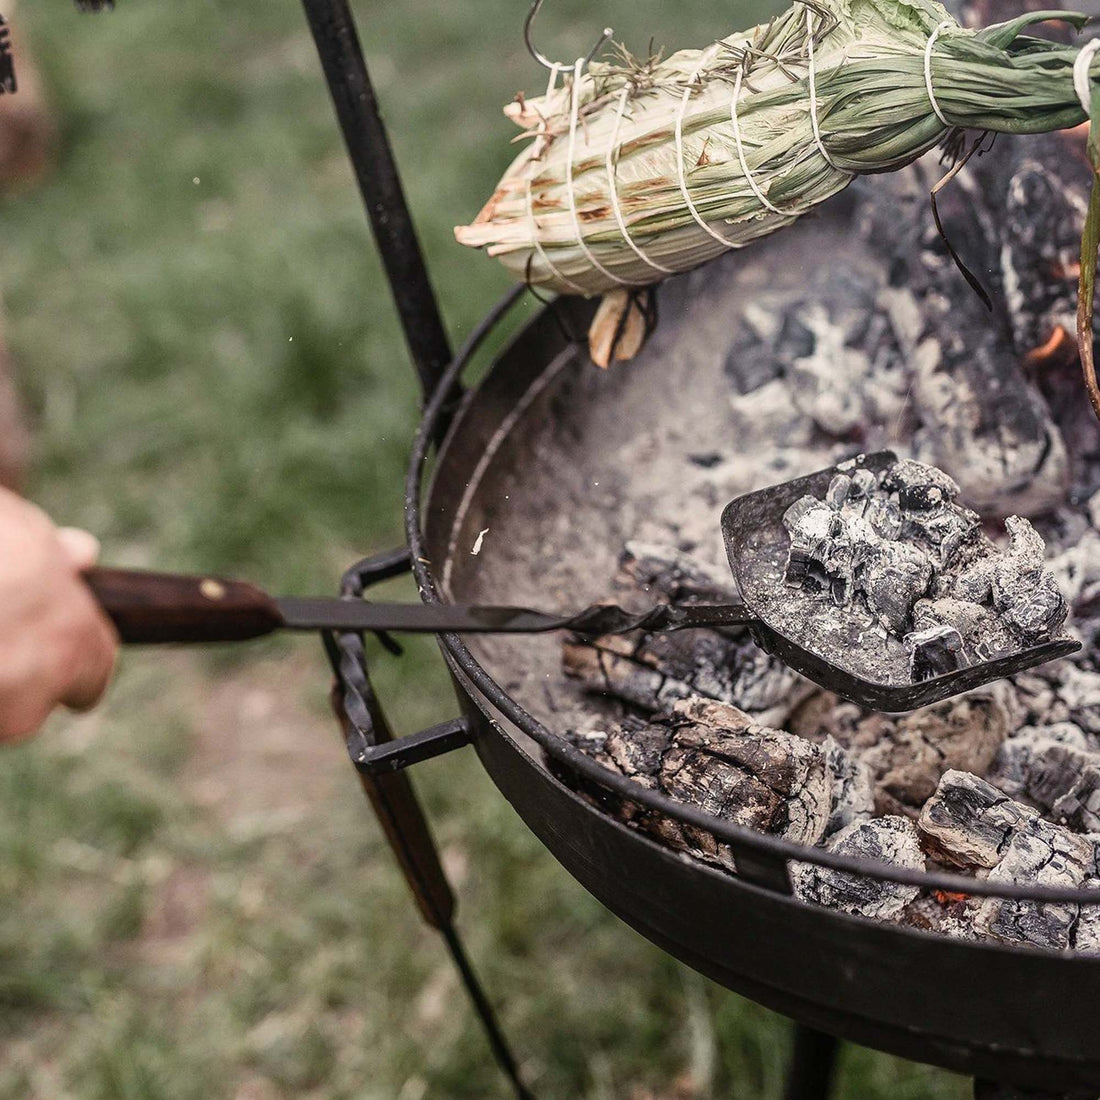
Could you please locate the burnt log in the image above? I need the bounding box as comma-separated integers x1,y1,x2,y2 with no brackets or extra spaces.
918,770,1098,951
988,726,1100,821
558,697,871,875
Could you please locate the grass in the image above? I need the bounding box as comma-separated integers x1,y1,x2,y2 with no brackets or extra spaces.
0,1,970,1096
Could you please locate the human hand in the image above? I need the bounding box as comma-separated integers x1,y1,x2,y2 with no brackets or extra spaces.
0,487,117,742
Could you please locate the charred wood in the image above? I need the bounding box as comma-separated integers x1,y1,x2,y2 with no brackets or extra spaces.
792,815,924,921
557,698,872,874
918,770,1099,951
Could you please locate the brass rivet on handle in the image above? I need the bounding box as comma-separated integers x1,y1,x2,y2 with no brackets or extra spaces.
200,578,226,600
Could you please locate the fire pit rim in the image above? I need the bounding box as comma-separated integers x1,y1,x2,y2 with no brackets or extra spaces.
404,285,1100,912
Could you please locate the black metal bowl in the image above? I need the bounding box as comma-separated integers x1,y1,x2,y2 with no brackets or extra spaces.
404,283,1100,1094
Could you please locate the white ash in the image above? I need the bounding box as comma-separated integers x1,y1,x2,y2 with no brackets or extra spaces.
781,458,1069,682
792,816,924,921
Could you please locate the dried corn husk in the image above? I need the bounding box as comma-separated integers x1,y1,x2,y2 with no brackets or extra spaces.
456,0,1095,301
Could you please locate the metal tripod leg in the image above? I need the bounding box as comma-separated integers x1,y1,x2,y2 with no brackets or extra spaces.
322,551,534,1099
327,656,534,1100
784,1026,839,1100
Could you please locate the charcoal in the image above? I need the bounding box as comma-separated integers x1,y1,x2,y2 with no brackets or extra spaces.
562,638,685,713
616,541,737,606
778,277,909,436
1004,515,1047,568
792,816,923,920
781,457,1070,688
792,688,1012,817
995,155,1090,364
995,569,1067,641
881,458,963,503
904,624,964,681
909,334,1070,519
687,452,723,469
977,821,1095,950
865,496,903,540
880,460,980,563
664,698,833,847
861,691,1012,815
782,497,846,599
1056,665,1100,741
1051,765,1100,833
902,892,980,941
822,734,875,836
918,770,1031,869
604,721,671,784
861,542,933,634
559,698,867,873
988,732,1100,814
561,629,808,728
726,377,814,448
1047,529,1100,609
911,596,1013,662
917,770,1095,950
565,541,811,726
1070,860,1100,955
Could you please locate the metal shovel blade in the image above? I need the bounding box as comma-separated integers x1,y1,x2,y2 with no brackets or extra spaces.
721,451,1081,712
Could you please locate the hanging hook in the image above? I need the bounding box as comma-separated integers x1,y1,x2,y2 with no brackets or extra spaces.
524,0,613,74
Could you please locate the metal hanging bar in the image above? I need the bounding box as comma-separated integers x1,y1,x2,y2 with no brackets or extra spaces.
300,0,453,406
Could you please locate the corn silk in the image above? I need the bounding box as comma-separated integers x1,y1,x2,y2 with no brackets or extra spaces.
455,0,1100,400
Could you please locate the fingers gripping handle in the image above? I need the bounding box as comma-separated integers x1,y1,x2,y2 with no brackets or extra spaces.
84,567,284,643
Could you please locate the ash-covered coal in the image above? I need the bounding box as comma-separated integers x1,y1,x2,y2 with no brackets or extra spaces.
792,816,924,920
781,458,1069,682
556,697,874,874
917,770,1099,950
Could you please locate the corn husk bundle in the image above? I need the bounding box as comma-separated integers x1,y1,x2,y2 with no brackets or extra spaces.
455,0,1100,387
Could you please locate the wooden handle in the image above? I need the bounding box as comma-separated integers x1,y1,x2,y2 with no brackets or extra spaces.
84,567,284,644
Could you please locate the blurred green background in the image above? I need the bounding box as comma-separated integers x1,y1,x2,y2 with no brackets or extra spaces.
0,1,970,1096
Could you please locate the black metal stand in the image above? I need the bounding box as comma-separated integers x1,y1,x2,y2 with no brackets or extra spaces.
323,551,534,1100
784,1026,839,1100
299,0,452,408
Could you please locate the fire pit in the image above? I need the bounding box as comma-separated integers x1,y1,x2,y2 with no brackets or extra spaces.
394,217,1100,1095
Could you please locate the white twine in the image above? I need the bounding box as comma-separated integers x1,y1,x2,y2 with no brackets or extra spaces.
730,66,785,216
564,57,633,287
1075,38,1100,114
804,5,841,170
525,61,586,294
544,61,560,100
924,20,952,128
675,50,738,249
605,87,676,275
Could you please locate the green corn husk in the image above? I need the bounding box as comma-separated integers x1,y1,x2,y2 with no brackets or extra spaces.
455,0,1097,300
